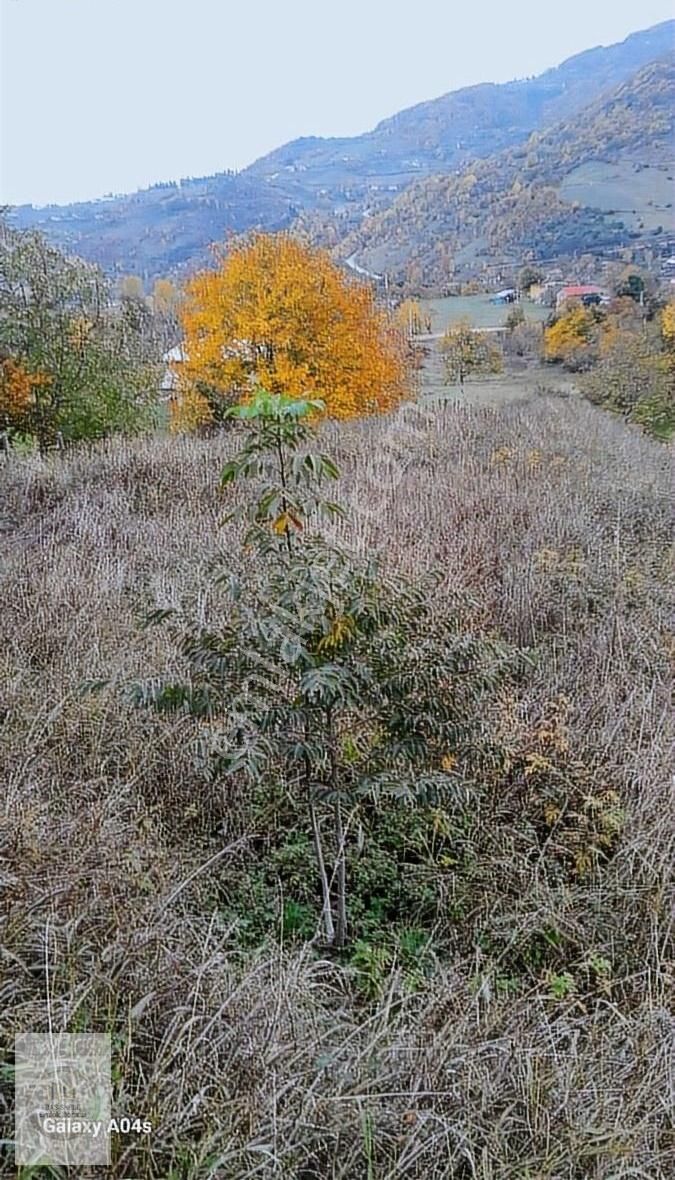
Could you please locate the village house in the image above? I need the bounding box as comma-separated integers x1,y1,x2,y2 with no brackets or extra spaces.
160,344,188,396
556,284,607,308
489,288,517,304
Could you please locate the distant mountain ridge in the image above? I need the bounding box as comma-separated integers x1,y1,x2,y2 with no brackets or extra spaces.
9,171,298,282
246,21,675,193
333,56,675,290
8,20,675,281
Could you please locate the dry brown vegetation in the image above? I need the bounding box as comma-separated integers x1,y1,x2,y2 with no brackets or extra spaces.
1,393,673,1178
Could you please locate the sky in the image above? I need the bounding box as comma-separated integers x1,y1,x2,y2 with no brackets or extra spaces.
1,0,673,207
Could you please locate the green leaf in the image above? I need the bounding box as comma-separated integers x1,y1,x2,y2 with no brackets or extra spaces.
221,460,240,484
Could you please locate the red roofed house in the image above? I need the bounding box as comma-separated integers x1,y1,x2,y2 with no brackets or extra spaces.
556,284,606,308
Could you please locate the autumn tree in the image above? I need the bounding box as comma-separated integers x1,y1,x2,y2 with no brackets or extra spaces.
661,300,675,350
150,277,182,349
441,319,503,389
581,330,673,436
152,278,181,316
0,222,159,447
119,275,145,300
171,234,409,430
393,299,425,337
544,305,600,371
0,356,48,439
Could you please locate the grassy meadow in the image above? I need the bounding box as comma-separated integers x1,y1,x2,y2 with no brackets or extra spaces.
1,390,673,1178
559,158,675,233
418,352,577,405
420,295,550,333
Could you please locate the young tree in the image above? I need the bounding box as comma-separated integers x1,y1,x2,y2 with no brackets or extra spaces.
441,319,503,389
136,392,514,948
504,305,526,332
171,233,409,430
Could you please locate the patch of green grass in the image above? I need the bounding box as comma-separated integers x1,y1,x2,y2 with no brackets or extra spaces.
559,159,675,233
420,294,550,332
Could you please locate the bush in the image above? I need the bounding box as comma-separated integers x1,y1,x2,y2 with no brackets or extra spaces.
0,220,160,448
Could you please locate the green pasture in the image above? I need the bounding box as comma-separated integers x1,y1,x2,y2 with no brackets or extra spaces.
559,159,675,233
420,294,550,333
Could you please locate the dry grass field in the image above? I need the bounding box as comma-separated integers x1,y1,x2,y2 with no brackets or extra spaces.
1,393,673,1178
418,350,577,406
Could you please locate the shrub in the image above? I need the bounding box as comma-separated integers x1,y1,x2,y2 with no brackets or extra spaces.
136,390,516,947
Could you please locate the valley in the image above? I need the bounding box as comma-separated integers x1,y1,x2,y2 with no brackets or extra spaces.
8,21,674,286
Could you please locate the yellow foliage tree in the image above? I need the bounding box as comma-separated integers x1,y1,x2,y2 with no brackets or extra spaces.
171,234,409,430
394,299,425,337
661,300,675,349
152,278,181,316
544,305,598,369
119,275,145,300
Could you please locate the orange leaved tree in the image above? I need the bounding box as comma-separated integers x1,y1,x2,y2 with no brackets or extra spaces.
0,356,49,439
170,234,409,429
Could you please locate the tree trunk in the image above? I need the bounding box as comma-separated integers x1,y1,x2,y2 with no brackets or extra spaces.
305,758,335,946
333,797,347,949
327,707,347,948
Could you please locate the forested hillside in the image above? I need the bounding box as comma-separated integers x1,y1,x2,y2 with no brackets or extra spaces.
247,20,674,194
9,172,299,282
8,20,674,282
332,57,675,290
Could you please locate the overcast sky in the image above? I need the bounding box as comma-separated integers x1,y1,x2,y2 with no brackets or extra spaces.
1,0,673,206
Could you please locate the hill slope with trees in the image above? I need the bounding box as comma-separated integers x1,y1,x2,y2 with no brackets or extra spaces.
9,172,299,284
8,21,674,282
246,21,674,194
332,56,675,290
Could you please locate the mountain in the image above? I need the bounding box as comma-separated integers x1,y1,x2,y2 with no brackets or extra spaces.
245,21,675,196
9,172,299,282
333,57,675,290
8,20,674,281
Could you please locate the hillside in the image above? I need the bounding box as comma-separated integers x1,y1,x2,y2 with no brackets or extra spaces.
335,56,675,290
9,171,299,282
8,20,674,282
2,395,672,1176
246,20,675,194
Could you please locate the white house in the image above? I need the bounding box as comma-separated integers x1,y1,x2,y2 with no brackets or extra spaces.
160,344,188,395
